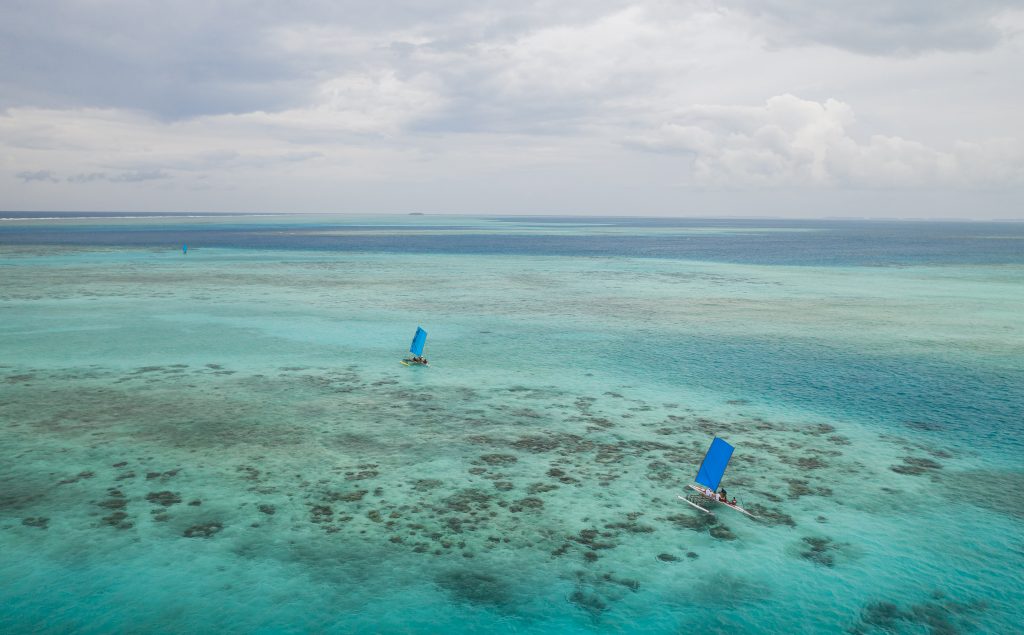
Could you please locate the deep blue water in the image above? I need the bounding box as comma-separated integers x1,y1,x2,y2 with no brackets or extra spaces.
2,214,1022,266
617,332,1022,450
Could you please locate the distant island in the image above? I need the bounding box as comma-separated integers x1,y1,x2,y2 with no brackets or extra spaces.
409,212,425,215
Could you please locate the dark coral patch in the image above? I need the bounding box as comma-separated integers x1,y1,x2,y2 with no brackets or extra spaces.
413,479,443,491
101,511,133,530
22,517,49,529
345,470,378,481
478,454,518,466
328,490,367,503
709,525,736,541
436,570,516,610
785,479,832,499
310,505,333,523
58,471,95,485
850,593,988,635
445,488,492,513
183,522,223,538
891,456,943,476
146,491,182,507
568,589,606,614
665,513,716,532
799,536,842,567
746,504,797,527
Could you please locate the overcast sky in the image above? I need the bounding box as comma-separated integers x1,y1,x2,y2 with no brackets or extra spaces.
2,1,1022,218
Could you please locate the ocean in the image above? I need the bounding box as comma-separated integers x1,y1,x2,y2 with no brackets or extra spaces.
1,214,1022,633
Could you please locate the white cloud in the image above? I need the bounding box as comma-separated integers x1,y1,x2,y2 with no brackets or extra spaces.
630,94,1022,188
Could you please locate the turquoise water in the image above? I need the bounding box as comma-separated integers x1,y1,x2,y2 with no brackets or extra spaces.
1,215,1023,633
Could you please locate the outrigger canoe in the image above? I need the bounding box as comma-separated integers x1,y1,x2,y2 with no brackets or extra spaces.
679,484,757,518
401,326,429,366
678,437,758,519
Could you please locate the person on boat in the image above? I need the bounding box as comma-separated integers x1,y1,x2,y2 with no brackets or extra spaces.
719,488,728,502
730,497,737,506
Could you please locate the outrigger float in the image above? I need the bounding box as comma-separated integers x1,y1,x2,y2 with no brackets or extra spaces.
678,437,758,519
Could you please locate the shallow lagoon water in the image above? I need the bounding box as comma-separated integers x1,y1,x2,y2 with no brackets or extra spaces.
1,216,1023,633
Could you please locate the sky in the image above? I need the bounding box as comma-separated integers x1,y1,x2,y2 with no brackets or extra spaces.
1,1,1022,218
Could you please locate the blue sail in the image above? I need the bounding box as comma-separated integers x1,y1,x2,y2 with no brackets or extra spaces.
410,327,427,356
695,437,734,491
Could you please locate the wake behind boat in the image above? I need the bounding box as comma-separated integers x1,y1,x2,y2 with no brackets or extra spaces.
678,437,758,519
401,326,429,366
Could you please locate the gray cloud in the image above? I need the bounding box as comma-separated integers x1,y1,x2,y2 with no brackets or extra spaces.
108,170,170,183
66,172,108,183
63,170,170,183
16,170,59,183
724,0,1017,55
0,0,630,119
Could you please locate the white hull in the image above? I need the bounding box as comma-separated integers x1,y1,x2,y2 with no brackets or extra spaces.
683,484,758,519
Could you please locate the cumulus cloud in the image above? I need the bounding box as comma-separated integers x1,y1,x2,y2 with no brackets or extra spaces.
630,94,1021,187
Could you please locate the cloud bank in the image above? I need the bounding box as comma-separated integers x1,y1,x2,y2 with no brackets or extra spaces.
1,1,1022,217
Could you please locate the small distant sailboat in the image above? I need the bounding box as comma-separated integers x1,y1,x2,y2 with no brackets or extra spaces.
182,243,188,255
678,437,757,518
401,326,429,366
